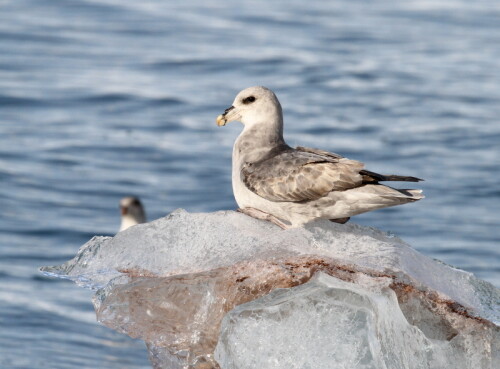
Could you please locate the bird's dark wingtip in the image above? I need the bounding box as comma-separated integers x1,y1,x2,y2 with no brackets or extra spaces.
406,177,424,182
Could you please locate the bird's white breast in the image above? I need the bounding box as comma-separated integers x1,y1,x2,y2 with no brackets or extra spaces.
231,139,304,224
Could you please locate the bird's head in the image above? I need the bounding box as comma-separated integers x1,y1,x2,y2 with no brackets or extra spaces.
216,86,282,129
119,196,146,231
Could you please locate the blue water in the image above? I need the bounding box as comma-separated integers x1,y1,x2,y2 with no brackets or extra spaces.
1,0,499,367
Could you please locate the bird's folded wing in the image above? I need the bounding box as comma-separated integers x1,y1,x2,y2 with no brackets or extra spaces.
242,148,365,202
295,146,344,160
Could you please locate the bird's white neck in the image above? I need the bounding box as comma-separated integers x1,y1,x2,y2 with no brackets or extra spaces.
119,214,143,232
234,116,286,164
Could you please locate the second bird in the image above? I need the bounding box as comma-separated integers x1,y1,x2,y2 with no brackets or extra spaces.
119,196,146,231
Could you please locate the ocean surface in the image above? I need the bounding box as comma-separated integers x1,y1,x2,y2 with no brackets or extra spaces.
1,0,499,368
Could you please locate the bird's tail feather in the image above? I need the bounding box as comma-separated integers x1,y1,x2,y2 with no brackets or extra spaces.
375,186,425,202
396,189,425,200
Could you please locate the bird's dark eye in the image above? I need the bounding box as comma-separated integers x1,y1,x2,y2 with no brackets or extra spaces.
242,96,256,104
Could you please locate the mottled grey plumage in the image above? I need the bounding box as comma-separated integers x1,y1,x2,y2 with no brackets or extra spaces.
217,86,424,228
242,145,365,202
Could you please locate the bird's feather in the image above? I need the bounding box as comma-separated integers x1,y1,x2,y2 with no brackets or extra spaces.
242,146,365,202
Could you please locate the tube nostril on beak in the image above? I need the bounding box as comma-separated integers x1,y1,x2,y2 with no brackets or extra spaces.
224,106,235,115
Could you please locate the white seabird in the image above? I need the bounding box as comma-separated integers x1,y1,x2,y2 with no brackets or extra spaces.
119,196,146,231
216,86,424,229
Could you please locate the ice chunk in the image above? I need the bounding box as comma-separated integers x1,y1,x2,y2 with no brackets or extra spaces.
216,273,498,369
40,210,499,323
40,210,500,369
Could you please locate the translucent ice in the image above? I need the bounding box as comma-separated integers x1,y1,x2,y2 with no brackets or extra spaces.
41,210,500,369
216,273,498,369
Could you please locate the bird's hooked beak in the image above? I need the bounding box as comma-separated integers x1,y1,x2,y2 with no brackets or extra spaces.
216,105,239,126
